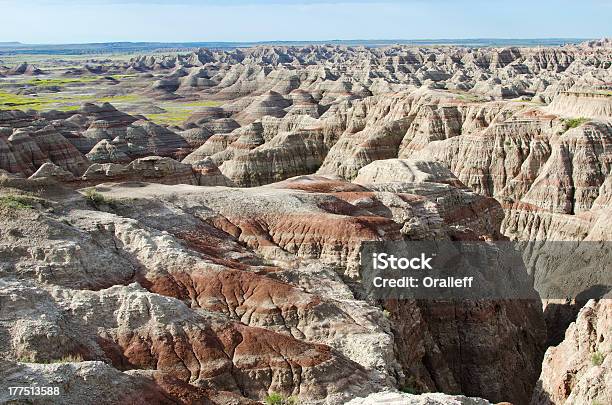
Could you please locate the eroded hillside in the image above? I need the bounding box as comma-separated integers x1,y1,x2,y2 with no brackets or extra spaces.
0,40,610,404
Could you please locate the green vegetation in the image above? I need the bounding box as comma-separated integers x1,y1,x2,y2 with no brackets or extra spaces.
55,105,82,112
49,354,85,363
264,393,298,405
83,188,114,207
586,90,612,97
563,117,589,130
1,87,222,118
510,96,539,104
0,71,145,112
591,351,605,366
0,194,38,210
109,74,138,80
26,77,100,87
145,111,191,125
1,74,223,118
146,100,223,124
0,90,142,112
0,91,56,110
447,90,485,103
400,385,418,394
25,74,136,88
455,94,482,102
177,100,224,108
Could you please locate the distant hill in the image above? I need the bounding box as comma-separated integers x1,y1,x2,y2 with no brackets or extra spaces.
0,38,592,55
0,42,23,47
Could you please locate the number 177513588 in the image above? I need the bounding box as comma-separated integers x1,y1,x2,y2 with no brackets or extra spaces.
8,386,60,396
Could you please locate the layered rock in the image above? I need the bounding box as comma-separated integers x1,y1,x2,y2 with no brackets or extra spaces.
183,133,239,163
0,127,90,176
0,280,371,404
532,298,611,405
1,40,611,405
233,91,291,124
86,120,190,161
86,139,134,163
179,127,214,148
90,172,542,403
29,162,76,182
0,162,546,403
0,360,225,405
190,157,234,186
547,91,612,120
219,129,328,187
81,156,228,186
354,159,464,188
3,62,43,76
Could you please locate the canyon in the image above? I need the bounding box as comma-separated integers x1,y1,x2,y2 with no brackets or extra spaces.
0,39,610,404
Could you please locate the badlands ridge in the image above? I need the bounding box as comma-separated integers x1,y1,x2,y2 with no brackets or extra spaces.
0,40,611,404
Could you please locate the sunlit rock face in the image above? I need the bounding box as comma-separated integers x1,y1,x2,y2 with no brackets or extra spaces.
0,168,545,404
532,298,612,405
0,39,610,404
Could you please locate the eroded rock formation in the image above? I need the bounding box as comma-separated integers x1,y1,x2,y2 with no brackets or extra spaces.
0,163,545,403
532,298,611,405
0,39,611,405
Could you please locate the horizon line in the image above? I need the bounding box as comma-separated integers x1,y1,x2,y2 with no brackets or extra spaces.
0,37,598,47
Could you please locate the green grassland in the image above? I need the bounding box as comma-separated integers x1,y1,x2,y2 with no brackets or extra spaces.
25,74,137,87
0,91,57,110
0,90,146,111
0,87,223,126
595,90,612,97
145,100,223,124
26,77,100,86
446,89,487,103
563,117,589,129
0,194,41,210
0,72,144,111
0,66,222,124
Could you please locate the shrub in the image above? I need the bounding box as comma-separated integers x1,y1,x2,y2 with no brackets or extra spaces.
591,351,605,366
0,194,36,210
84,188,113,207
264,393,297,405
563,117,588,130
17,353,36,363
18,353,84,363
50,354,84,363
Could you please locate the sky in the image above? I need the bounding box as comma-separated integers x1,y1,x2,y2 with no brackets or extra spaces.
1,0,611,44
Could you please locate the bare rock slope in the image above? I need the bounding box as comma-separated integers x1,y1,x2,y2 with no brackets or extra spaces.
0,162,545,404
1,39,611,405
532,298,611,405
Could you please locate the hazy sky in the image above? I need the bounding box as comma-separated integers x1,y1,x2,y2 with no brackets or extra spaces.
1,0,610,44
